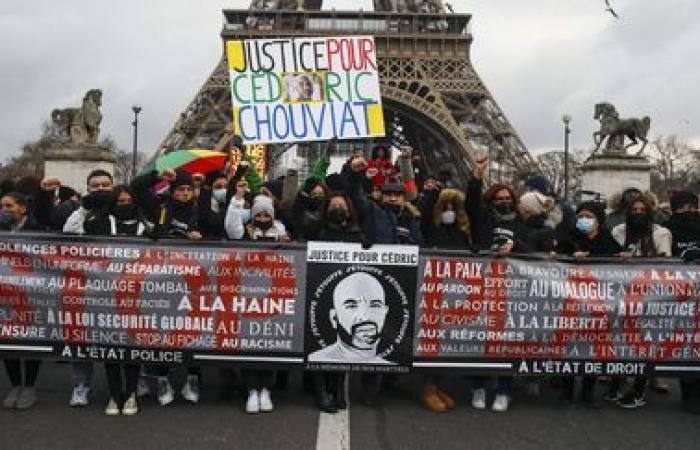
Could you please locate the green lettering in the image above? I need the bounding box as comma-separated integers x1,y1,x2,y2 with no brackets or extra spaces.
324,72,344,101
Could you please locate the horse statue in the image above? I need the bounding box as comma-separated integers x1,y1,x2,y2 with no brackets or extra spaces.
51,89,103,146
592,102,651,157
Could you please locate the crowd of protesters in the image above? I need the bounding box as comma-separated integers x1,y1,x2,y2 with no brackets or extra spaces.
1,141,700,417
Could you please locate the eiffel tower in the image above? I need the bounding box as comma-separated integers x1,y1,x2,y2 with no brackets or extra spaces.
158,2,537,184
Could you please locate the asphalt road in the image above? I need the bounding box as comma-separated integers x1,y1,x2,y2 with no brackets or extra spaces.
0,363,697,450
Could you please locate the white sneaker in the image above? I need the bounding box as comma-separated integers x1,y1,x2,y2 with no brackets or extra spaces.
246,389,260,414
181,375,200,403
157,377,174,406
492,394,510,412
69,385,90,407
136,377,150,398
122,394,138,416
259,388,274,412
104,398,120,416
471,388,487,410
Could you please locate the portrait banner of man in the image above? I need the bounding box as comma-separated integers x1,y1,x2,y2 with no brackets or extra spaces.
305,242,419,372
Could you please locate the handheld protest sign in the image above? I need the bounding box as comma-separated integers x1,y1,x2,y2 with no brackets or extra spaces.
227,36,386,145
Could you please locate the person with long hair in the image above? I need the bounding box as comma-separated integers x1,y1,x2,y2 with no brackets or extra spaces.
609,193,672,408
1,192,44,410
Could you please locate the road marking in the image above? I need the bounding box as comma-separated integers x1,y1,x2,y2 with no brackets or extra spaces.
0,345,53,352
655,366,700,373
192,354,303,363
315,376,350,450
412,362,513,369
316,409,350,450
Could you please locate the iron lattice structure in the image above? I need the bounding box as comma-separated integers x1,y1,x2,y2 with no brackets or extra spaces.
158,9,538,184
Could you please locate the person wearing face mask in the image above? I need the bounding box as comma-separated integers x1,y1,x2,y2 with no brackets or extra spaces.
0,192,44,410
307,192,364,413
224,194,287,414
344,157,421,405
421,189,472,250
62,170,116,236
197,171,232,240
666,191,700,261
663,191,700,413
465,157,526,412
130,168,202,241
130,168,203,407
97,184,145,416
416,188,473,412
50,170,115,408
555,202,622,406
609,194,672,409
344,155,421,247
111,185,145,236
466,158,529,256
292,177,328,241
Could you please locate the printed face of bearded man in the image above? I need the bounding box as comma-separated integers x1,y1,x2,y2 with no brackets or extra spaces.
330,272,389,351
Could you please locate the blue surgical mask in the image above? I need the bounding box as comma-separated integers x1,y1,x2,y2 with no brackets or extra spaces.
213,189,227,204
240,209,251,223
576,217,596,234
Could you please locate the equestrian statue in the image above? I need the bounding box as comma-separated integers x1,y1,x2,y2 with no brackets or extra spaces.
592,102,651,157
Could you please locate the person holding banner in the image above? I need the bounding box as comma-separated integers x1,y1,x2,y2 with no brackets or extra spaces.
55,169,116,407
304,191,364,413
418,187,474,412
344,154,421,405
609,193,673,409
556,201,623,406
465,157,518,412
658,190,700,413
1,192,44,410
225,194,288,413
130,168,204,406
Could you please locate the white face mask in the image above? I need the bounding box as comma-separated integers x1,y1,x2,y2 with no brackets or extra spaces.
213,189,227,204
441,210,457,225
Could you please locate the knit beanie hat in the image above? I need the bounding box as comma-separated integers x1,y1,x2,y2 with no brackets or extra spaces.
251,195,275,219
519,191,554,216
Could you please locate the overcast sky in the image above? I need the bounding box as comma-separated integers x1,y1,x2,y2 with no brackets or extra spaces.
1,0,698,162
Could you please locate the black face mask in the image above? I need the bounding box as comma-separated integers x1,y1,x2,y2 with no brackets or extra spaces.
170,199,192,216
327,207,349,225
254,219,273,231
307,197,324,211
82,191,114,210
112,204,137,221
494,202,514,215
628,212,650,230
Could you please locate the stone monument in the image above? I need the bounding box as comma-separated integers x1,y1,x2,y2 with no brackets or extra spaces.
581,102,652,203
44,89,114,193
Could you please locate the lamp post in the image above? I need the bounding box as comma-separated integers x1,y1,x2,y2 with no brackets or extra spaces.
562,114,572,201
131,105,142,181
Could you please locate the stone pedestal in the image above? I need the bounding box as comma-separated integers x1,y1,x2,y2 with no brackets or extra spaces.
44,145,115,194
581,154,652,203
